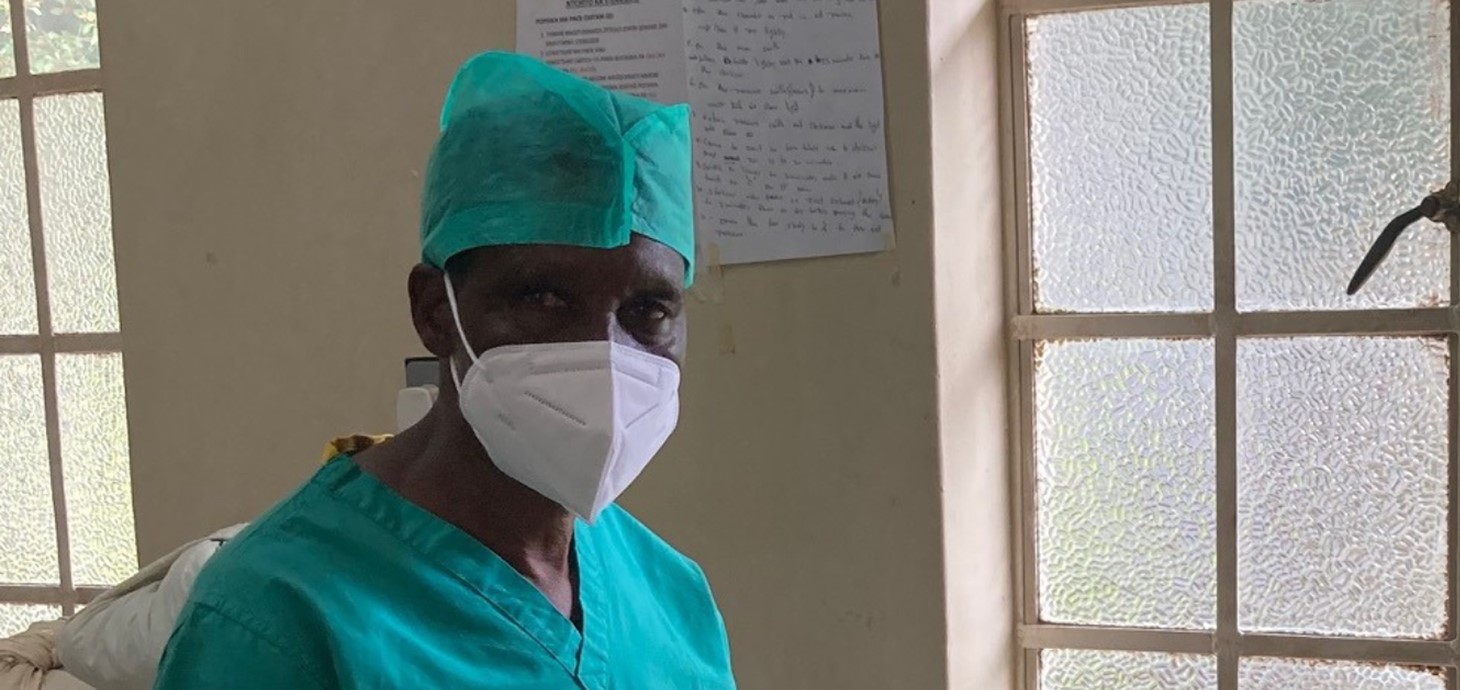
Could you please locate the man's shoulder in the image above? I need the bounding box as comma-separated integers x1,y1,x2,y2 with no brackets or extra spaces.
188,471,371,610
594,506,696,556
591,507,733,679
590,506,716,591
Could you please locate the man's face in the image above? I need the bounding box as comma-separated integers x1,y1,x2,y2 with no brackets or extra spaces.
411,235,688,370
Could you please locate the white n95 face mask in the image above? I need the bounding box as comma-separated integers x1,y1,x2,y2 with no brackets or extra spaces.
443,275,681,522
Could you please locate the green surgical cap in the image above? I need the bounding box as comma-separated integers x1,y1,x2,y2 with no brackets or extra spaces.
420,51,695,283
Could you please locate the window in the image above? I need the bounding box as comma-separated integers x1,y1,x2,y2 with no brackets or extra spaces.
1005,0,1454,688
0,0,134,636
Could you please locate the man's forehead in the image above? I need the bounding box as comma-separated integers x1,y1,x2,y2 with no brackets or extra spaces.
460,237,685,286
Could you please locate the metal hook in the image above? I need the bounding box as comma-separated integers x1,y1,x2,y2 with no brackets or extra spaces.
1347,181,1460,296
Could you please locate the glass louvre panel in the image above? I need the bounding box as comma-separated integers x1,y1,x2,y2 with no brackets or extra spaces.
1237,337,1448,638
0,0,14,78
1239,658,1447,690
56,352,135,586
1027,5,1213,313
0,98,38,335
34,92,119,333
1035,338,1216,629
23,0,99,74
0,355,58,585
1041,650,1217,690
1234,0,1451,310
0,604,61,638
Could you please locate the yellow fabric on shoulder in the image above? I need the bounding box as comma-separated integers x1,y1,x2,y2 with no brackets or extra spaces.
321,435,393,463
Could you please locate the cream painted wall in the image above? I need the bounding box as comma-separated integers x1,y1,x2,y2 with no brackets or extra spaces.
99,0,1008,688
100,0,505,554
927,0,1015,687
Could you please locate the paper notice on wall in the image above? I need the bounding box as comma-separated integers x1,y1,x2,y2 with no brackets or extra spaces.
684,0,892,265
516,0,689,105
517,0,893,266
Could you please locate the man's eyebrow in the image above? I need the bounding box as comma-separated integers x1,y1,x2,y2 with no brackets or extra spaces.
636,272,685,298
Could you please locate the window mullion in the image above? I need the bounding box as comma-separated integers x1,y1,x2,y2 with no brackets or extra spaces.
6,0,26,79
38,347,73,614
1002,0,1206,18
0,584,64,605
12,0,75,615
1010,308,1460,341
1448,7,1460,689
0,69,102,100
1022,625,1216,655
1022,624,1456,667
1211,0,1238,687
1004,11,1041,690
1010,16,1034,319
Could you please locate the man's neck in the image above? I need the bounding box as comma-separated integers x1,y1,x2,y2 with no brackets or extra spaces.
354,405,578,608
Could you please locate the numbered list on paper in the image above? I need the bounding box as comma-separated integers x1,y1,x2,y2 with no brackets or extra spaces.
685,0,892,264
518,0,690,105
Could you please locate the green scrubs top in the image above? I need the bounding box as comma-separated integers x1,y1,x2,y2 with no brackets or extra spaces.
152,457,735,689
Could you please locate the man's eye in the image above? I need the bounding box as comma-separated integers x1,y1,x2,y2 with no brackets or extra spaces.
629,300,673,322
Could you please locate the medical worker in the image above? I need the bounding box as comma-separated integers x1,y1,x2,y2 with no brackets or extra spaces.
152,52,736,689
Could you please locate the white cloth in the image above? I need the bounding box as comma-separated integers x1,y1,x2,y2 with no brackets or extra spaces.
58,524,245,690
0,619,91,690
37,672,90,690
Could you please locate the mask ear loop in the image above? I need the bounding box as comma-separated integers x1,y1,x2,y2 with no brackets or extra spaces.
442,272,480,389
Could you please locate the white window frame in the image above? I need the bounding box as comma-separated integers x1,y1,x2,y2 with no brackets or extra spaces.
1000,0,1460,688
0,0,117,615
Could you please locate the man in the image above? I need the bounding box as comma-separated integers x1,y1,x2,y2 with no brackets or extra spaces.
153,52,736,689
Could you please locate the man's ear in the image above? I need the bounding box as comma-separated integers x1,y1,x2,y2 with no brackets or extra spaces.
408,263,456,359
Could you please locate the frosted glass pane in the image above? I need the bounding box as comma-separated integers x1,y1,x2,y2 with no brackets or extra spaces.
0,0,14,78
0,99,38,335
1036,339,1215,628
1240,658,1446,690
0,355,59,584
57,352,136,586
1234,0,1450,310
0,604,61,638
35,92,118,333
23,0,99,74
1042,650,1216,690
1238,338,1448,637
1027,6,1212,313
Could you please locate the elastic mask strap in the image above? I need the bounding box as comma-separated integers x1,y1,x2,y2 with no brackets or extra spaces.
442,273,480,389
448,358,465,392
